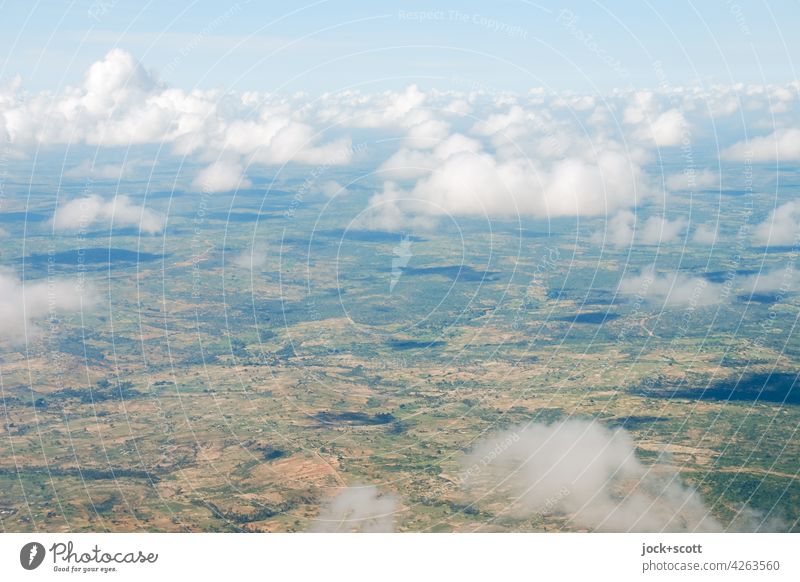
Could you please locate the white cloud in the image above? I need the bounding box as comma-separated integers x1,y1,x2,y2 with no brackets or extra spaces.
635,109,688,147
638,216,688,245
725,128,800,162
0,268,94,344
1,50,352,187
753,201,800,247
618,265,722,307
597,210,636,248
366,146,649,229
310,485,397,532
378,133,482,180
462,419,722,532
665,169,719,191
230,243,268,270
51,194,165,234
595,212,687,248
192,161,251,193
740,267,799,295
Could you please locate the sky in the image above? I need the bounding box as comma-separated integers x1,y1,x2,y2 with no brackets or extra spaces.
2,0,800,242
1,0,799,94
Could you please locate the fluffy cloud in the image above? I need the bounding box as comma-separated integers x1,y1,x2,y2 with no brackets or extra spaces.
635,109,688,147
665,169,719,192
1,50,352,187
366,145,649,229
462,419,722,532
638,216,688,245
596,212,687,248
740,267,799,295
0,268,93,344
725,128,800,162
310,486,397,532
51,194,165,234
618,265,722,306
753,201,800,247
192,161,251,193
599,210,636,248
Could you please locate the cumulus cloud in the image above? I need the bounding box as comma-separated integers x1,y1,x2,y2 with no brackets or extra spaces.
618,265,722,306
595,212,687,248
725,128,800,162
51,194,165,234
665,169,719,192
365,145,649,229
310,485,397,532
0,268,93,344
740,267,799,295
753,201,800,247
1,49,352,186
598,210,636,248
462,419,722,532
230,243,268,270
635,109,688,147
638,216,688,245
192,160,251,193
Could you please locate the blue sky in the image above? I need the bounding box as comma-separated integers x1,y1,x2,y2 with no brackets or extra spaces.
2,0,799,94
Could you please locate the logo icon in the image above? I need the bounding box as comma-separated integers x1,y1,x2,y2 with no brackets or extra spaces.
20,542,46,570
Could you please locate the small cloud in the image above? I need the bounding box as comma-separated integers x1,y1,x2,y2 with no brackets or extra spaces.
462,419,722,532
0,268,94,344
632,109,688,147
192,161,251,193
597,210,635,248
740,267,800,295
230,243,268,270
753,201,800,247
665,169,719,192
618,265,722,306
724,128,800,162
638,216,688,245
596,212,687,248
310,485,397,532
51,194,165,234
